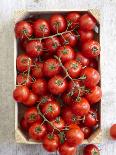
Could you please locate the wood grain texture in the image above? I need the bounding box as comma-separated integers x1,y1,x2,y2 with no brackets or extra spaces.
0,0,116,155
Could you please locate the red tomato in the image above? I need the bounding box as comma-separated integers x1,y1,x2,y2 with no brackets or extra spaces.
75,52,90,67
66,12,80,30
57,45,75,63
26,40,43,58
80,126,92,139
24,107,42,125
15,21,33,39
13,86,29,102
85,86,102,104
82,40,100,58
89,59,98,69
79,14,96,31
32,79,47,95
44,36,61,53
78,29,94,42
29,122,46,141
23,91,38,106
60,32,77,47
64,60,82,78
50,14,66,33
48,75,67,95
43,134,59,152
80,67,100,88
19,39,29,50
16,54,32,72
41,101,61,120
84,144,100,155
31,62,44,79
72,97,90,117
20,118,29,131
33,19,50,37
43,58,61,77
62,93,74,106
110,124,116,139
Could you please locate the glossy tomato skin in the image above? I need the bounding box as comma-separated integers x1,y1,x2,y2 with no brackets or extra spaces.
64,60,82,78
85,86,102,104
57,45,75,63
41,101,61,120
29,122,46,141
19,39,29,51
78,29,94,42
80,67,100,88
32,79,47,95
43,58,61,77
50,14,67,33
84,144,100,155
80,126,92,139
31,62,44,79
48,75,67,95
79,14,96,31
33,19,50,37
26,40,43,58
43,134,59,152
62,93,74,106
89,59,98,69
72,98,90,116
110,124,116,139
15,21,33,39
13,86,29,103
16,54,32,72
20,118,29,131
82,40,100,58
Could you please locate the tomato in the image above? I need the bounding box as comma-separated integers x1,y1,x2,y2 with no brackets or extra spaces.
48,75,67,95
80,126,92,139
79,14,96,31
84,144,100,155
24,107,42,125
13,86,29,102
110,124,116,139
19,39,29,50
43,58,61,77
72,97,90,116
57,45,75,63
60,32,77,47
23,91,38,106
20,118,29,131
59,142,77,155
31,62,44,79
43,134,59,152
16,54,32,72
78,29,94,42
64,60,82,78
26,40,43,58
50,14,66,33
89,59,98,69
15,21,33,39
75,52,90,67
44,36,61,53
66,127,84,146
80,67,100,88
66,12,80,30
62,93,74,106
82,40,100,58
32,79,47,95
29,122,46,141
85,86,102,104
33,19,50,37
41,101,61,120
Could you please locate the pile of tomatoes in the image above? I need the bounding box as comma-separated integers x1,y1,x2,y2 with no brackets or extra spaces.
13,12,101,155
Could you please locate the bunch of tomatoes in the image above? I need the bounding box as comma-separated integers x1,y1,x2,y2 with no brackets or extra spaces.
13,12,101,155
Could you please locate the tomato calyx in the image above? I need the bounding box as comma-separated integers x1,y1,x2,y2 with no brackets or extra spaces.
55,116,61,123
49,64,56,70
35,126,42,133
59,131,66,144
30,114,37,121
91,148,99,155
61,48,68,54
55,79,63,86
78,74,87,80
47,133,54,140
92,46,98,53
40,25,46,31
47,105,53,113
52,42,58,49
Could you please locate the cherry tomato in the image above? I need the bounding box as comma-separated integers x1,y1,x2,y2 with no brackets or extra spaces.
19,39,29,50
13,86,29,102
110,124,116,139
31,62,44,79
78,29,94,42
84,144,100,155
26,40,43,58
20,118,29,131
57,45,75,63
48,75,67,95
50,14,66,33
29,122,46,141
64,60,82,78
32,79,47,95
82,40,100,58
79,14,96,31
41,101,61,120
89,59,98,69
80,67,100,88
43,134,59,152
16,54,32,72
15,21,33,39
72,97,90,117
80,126,92,139
62,93,74,106
33,19,50,37
85,86,102,104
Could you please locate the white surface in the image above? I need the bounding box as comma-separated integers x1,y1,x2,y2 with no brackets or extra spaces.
0,0,116,155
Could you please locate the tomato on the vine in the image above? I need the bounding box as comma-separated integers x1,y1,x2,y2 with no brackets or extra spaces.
31,62,44,79
110,124,116,139
89,59,98,69
20,118,29,131
78,29,94,42
62,93,74,106
84,144,100,155
80,126,92,139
